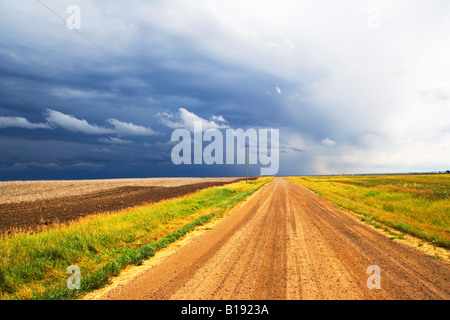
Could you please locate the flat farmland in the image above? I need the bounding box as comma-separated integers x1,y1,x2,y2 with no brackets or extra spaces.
0,177,248,234
0,177,240,204
0,176,448,300
0,178,268,299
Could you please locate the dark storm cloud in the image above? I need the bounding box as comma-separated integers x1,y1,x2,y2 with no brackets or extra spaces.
1,1,449,179
0,3,294,180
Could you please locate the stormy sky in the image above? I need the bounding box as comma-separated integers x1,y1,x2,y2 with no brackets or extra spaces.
0,0,449,180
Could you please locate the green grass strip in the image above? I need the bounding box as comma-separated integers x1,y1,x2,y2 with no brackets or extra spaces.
33,210,218,300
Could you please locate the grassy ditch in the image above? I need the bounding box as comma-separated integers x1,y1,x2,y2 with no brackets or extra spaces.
0,178,272,300
289,175,450,249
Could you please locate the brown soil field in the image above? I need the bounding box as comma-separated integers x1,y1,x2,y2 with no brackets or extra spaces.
0,177,253,235
0,177,239,204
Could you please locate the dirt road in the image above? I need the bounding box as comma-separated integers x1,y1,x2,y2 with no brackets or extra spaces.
101,178,449,300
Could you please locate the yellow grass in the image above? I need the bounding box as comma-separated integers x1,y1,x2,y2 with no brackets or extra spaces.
289,174,450,249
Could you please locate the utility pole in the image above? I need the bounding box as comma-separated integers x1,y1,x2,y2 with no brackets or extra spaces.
245,147,248,184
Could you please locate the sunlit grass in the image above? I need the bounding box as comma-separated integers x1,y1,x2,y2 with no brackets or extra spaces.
0,178,272,300
289,175,450,248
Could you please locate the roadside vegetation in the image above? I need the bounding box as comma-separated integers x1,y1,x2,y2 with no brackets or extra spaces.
0,178,272,300
289,175,449,249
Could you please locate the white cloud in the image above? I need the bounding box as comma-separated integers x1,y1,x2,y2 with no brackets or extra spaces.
312,133,450,175
45,109,113,135
1,110,160,139
210,115,227,122
321,138,336,147
266,87,283,95
44,109,158,136
0,116,51,130
106,118,159,136
158,107,229,132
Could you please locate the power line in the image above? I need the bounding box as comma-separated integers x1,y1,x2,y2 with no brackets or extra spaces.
35,0,111,58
